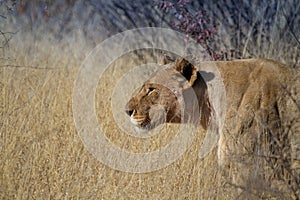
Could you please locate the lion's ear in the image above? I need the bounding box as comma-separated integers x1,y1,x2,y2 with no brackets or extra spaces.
174,58,198,86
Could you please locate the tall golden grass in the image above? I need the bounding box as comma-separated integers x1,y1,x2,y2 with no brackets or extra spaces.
1,1,300,199
0,46,228,199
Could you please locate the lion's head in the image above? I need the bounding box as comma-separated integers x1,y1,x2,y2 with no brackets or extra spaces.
125,57,212,133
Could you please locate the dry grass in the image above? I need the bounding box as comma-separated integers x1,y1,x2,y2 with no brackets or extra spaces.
0,45,228,199
2,46,299,199
1,1,300,199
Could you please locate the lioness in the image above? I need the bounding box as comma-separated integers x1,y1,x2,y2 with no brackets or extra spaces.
125,57,298,192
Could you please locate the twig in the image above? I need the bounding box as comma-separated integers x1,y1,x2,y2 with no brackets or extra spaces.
0,30,18,48
281,6,300,48
0,64,58,70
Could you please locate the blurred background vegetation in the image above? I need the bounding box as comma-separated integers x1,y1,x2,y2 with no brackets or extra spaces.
1,0,299,65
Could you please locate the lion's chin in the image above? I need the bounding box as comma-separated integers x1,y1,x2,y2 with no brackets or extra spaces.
134,124,155,134
134,126,150,134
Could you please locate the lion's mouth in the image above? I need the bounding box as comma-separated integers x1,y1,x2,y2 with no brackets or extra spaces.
130,115,153,131
127,106,167,133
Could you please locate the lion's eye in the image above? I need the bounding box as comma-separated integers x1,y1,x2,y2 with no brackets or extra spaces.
146,87,155,95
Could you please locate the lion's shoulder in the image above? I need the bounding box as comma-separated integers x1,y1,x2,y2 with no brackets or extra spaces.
205,58,293,96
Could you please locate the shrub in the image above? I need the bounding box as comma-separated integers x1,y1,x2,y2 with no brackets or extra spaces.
156,0,232,60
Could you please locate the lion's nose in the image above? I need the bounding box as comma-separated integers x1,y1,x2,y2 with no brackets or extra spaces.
126,109,133,116
125,100,135,116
